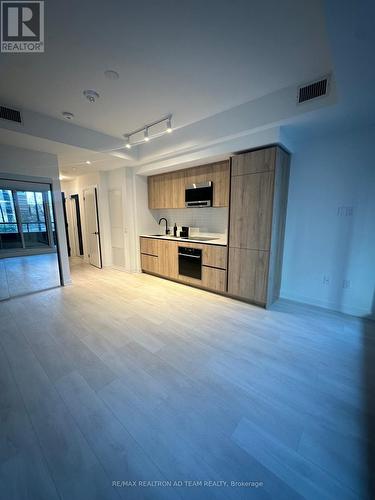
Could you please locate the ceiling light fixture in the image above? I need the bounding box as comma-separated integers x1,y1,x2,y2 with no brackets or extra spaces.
83,89,100,103
123,115,173,146
62,111,74,120
85,160,91,165
104,70,120,80
166,115,172,133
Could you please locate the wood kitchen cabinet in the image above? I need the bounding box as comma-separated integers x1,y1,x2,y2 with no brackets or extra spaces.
140,237,228,293
202,266,226,292
229,170,274,251
140,237,159,256
147,160,230,209
227,248,269,303
231,147,277,176
202,244,227,269
157,240,178,279
228,146,290,306
141,254,159,274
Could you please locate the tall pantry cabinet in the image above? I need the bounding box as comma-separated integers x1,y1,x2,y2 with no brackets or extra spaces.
227,146,290,306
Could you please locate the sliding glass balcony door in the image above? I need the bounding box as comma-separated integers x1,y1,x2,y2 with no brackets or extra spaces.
0,177,61,300
0,182,56,256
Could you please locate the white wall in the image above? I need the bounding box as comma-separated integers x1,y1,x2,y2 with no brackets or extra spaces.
0,143,70,284
281,124,375,318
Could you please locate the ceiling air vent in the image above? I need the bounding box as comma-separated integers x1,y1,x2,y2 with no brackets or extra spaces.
298,77,329,104
0,105,22,124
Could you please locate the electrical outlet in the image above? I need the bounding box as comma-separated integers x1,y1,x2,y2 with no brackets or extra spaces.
343,279,351,289
337,206,354,216
323,275,330,285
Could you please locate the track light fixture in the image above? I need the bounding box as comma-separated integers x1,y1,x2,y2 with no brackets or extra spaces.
123,115,173,146
166,115,172,133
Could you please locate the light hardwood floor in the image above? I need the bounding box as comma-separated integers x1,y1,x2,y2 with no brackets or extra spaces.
0,257,374,499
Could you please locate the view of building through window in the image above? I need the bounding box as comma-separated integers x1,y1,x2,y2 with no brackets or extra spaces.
0,187,56,253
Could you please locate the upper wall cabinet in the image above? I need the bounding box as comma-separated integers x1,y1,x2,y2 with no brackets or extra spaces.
148,160,230,209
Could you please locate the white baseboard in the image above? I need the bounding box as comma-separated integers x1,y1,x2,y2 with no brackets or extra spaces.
280,290,375,320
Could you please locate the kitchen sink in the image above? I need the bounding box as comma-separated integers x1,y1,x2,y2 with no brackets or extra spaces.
188,236,219,241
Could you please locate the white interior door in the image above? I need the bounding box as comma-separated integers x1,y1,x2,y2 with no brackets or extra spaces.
83,187,102,268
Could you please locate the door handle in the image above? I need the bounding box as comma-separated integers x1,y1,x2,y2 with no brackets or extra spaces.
92,231,99,235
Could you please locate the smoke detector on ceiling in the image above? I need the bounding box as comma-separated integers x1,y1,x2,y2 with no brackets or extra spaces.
83,89,100,103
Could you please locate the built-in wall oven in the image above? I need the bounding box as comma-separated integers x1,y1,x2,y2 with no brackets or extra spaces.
178,246,202,280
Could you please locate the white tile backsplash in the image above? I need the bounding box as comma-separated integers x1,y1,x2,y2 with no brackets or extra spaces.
151,207,228,235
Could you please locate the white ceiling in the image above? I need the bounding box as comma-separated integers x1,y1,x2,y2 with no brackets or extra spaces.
0,0,331,138
0,128,128,178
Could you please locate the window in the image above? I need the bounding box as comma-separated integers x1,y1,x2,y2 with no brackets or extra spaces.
0,181,56,255
0,189,23,249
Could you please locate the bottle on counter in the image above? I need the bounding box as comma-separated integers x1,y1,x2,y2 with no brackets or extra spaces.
173,223,178,237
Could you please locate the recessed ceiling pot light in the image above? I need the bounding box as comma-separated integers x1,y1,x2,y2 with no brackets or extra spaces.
62,111,74,120
83,89,100,103
104,70,119,80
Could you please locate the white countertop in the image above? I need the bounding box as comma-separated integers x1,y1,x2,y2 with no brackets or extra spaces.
140,233,227,246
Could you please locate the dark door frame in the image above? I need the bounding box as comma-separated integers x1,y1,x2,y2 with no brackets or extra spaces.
71,194,84,256
61,192,71,257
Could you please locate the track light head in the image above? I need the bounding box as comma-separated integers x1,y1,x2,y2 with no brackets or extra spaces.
166,116,172,133
125,136,131,149
144,127,150,142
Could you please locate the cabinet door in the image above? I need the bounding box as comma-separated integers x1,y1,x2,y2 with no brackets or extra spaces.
141,254,159,274
158,240,178,278
228,248,269,304
202,245,227,269
140,237,158,256
148,174,172,209
212,161,230,207
229,171,274,251
202,266,226,292
232,147,276,176
185,161,230,207
170,170,186,208
148,176,157,209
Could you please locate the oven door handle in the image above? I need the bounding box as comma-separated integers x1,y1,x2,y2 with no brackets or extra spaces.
178,253,201,259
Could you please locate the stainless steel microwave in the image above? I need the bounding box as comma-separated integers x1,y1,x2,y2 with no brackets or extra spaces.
185,181,213,207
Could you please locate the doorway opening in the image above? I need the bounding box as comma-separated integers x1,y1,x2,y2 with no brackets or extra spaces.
83,187,102,268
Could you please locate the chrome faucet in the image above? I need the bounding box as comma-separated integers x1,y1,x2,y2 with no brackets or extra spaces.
158,217,170,235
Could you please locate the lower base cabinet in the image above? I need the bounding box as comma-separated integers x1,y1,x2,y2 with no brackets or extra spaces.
227,248,269,304
158,240,178,279
140,237,227,294
202,266,226,292
141,254,159,274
